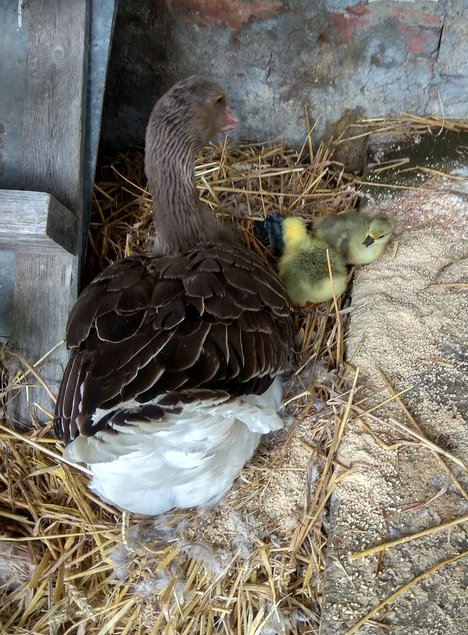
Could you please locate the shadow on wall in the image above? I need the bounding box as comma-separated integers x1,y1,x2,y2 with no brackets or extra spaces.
101,0,468,152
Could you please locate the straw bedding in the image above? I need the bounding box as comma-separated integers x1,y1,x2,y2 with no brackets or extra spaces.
0,115,466,634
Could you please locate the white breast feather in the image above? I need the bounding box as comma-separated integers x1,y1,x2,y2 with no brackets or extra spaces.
63,378,284,515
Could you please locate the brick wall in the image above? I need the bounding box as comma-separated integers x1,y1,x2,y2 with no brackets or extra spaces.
101,0,468,150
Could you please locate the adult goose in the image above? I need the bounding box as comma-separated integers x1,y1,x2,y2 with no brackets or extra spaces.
55,76,293,516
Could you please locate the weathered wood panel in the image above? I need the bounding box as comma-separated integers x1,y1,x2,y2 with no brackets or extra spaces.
0,1,90,424
0,2,28,189
0,1,88,216
20,0,89,220
0,252,15,342
0,190,77,255
9,253,76,427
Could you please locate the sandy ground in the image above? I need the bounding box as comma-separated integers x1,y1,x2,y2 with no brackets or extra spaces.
320,181,468,634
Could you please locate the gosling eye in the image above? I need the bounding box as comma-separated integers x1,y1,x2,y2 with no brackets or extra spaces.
376,234,385,240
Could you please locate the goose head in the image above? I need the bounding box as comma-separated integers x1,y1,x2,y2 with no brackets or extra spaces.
146,76,239,164
144,76,240,255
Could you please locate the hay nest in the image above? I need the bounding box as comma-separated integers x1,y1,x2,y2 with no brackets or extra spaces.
0,114,464,634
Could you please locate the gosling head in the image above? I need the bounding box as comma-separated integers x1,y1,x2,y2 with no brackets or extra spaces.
362,216,394,248
282,217,309,249
146,76,239,156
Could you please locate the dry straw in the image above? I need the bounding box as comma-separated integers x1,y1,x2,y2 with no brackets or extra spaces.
1,114,467,634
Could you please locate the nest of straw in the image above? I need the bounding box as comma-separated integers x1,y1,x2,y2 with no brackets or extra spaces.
1,114,466,634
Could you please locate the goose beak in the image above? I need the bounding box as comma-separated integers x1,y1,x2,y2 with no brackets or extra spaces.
220,106,240,132
362,235,375,248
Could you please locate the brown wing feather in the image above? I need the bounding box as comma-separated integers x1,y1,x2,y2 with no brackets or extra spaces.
55,244,293,443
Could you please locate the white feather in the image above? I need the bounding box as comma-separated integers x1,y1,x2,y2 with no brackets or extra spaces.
64,378,284,515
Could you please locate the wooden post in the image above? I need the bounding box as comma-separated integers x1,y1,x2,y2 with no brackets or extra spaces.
0,1,89,424
0,191,77,255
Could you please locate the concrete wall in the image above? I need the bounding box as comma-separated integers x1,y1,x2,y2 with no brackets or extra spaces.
101,0,468,151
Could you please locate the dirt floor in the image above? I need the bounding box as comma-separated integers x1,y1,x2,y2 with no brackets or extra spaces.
320,175,468,634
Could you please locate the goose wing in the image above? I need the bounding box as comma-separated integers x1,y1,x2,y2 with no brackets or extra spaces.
55,243,293,443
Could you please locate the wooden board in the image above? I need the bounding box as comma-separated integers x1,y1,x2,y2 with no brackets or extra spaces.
0,1,90,424
9,253,76,427
21,1,89,219
0,190,77,255
0,251,15,342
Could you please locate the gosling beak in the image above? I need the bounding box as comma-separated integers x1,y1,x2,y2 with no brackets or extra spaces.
220,106,240,132
362,235,375,248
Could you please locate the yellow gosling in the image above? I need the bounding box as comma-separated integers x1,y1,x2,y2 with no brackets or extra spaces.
315,212,394,265
278,217,348,304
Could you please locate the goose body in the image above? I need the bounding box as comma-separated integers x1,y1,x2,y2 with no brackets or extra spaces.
55,77,293,515
314,212,394,265
278,217,348,304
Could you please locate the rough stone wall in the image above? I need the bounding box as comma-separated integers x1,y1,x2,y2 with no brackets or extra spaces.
101,0,468,151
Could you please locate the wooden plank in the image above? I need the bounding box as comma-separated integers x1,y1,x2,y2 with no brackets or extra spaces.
0,2,29,189
0,1,89,221
1,0,90,424
0,190,77,255
10,254,76,426
0,252,15,342
20,0,89,221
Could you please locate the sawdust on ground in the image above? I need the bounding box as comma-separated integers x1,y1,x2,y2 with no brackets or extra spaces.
320,180,468,634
